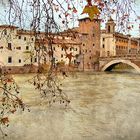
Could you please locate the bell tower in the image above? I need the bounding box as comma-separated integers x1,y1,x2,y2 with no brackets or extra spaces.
106,17,116,33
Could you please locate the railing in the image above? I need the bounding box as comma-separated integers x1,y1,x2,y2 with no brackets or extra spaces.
99,54,140,60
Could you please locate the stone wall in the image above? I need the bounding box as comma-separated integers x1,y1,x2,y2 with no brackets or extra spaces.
1,65,38,74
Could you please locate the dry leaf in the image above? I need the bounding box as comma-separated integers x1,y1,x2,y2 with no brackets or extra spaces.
82,5,100,20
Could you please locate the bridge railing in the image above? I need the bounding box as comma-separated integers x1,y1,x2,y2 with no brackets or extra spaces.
99,54,140,60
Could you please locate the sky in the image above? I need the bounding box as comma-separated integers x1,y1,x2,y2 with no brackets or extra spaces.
0,0,140,37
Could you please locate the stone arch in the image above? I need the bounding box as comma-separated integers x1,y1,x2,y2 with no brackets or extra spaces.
101,59,140,73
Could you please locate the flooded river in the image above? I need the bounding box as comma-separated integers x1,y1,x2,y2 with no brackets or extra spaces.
2,71,140,140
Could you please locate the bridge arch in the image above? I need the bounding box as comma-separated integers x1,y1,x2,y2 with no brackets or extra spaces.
101,59,140,73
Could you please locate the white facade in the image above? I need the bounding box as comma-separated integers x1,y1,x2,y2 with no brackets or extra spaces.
100,33,116,57
100,17,116,57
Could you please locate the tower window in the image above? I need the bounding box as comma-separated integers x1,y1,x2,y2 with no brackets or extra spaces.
24,37,26,41
4,30,7,35
8,43,12,50
108,25,110,33
103,44,105,48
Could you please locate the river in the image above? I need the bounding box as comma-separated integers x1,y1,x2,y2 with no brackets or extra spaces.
2,71,140,140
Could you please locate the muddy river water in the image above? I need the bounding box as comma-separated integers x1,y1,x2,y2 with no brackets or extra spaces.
2,71,140,140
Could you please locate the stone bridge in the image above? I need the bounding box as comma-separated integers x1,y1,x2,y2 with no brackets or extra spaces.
99,56,140,73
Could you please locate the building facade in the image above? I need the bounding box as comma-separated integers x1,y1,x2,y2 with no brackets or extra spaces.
76,17,101,71
0,17,101,73
100,17,140,57
0,25,81,73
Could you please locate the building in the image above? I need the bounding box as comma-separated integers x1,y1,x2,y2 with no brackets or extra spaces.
0,25,81,73
0,17,101,73
76,17,101,71
100,17,140,57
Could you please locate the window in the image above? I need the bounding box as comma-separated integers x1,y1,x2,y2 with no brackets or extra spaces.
8,43,12,50
16,47,21,50
83,44,85,46
43,46,47,51
8,56,12,63
75,48,77,51
19,59,21,63
85,49,87,53
61,54,63,58
24,37,26,41
108,25,110,33
70,48,72,51
18,36,21,39
53,47,55,51
107,51,110,56
26,46,29,50
34,58,37,62
4,30,7,35
93,44,95,47
89,56,92,59
103,44,105,48
44,58,47,63
93,34,95,37
62,48,64,51
103,38,105,41
31,58,32,63
32,38,34,41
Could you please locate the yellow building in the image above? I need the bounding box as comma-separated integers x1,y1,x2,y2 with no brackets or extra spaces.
100,17,140,57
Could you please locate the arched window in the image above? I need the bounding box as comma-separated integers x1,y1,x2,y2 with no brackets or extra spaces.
108,25,110,33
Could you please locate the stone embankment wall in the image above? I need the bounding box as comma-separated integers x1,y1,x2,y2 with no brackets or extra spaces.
1,65,38,74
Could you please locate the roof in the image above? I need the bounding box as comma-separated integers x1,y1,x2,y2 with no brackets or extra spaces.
108,16,114,22
0,25,18,29
53,38,81,45
78,17,101,22
35,36,81,45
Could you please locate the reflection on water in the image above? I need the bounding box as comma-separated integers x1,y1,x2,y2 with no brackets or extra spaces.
2,71,140,140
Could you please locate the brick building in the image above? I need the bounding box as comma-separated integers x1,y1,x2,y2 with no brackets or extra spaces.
76,17,101,71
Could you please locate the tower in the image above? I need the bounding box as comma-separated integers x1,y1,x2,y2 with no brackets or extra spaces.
77,17,101,71
106,17,116,33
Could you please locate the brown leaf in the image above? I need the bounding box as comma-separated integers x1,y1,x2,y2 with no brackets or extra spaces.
81,5,100,20
1,117,9,125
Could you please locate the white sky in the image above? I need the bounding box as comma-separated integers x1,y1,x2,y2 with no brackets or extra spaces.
0,0,139,37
